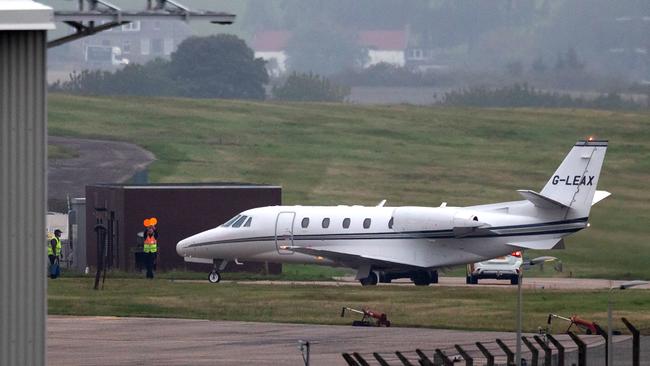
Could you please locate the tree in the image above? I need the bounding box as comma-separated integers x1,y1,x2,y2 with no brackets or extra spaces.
272,72,350,102
169,35,269,99
285,27,368,76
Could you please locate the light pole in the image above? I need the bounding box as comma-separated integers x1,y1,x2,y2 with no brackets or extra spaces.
607,280,648,366
515,255,557,366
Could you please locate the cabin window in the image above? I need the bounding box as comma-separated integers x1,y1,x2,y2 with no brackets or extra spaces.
342,218,351,229
388,217,394,229
301,217,310,228
232,215,248,228
222,215,240,227
363,218,371,229
243,217,252,227
322,218,330,228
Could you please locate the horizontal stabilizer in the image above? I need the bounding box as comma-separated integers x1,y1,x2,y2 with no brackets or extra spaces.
517,190,569,209
508,238,564,250
592,190,611,206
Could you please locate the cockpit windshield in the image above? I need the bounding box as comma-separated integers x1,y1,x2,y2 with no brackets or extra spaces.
221,215,241,227
231,215,248,228
220,214,253,228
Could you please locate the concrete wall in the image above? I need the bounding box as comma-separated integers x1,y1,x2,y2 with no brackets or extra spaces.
0,30,47,366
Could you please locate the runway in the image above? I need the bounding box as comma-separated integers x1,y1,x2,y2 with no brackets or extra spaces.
48,316,648,366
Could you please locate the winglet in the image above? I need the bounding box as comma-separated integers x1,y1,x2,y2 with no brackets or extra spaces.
592,190,611,206
517,190,569,209
376,200,387,207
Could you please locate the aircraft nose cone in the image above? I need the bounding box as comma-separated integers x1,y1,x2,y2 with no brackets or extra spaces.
176,238,192,257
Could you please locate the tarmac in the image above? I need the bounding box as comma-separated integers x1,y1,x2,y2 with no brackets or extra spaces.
186,276,650,290
48,316,649,366
48,136,155,201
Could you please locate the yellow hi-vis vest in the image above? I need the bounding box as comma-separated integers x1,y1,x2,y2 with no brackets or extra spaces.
47,236,62,256
143,235,157,253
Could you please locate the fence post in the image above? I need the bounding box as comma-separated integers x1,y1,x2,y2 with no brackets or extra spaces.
373,353,391,366
414,349,433,366
533,336,553,366
352,352,371,366
454,344,473,366
594,323,609,365
545,335,565,366
567,332,587,366
342,353,360,366
496,338,515,366
622,318,640,366
521,336,539,366
476,342,494,366
397,351,417,366
434,349,454,366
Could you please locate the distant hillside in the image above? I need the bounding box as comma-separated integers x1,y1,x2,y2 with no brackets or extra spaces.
48,93,650,279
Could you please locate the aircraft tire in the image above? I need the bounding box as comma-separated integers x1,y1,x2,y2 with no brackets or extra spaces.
467,275,478,285
430,270,439,284
359,271,378,286
411,271,431,286
208,271,221,283
510,276,519,285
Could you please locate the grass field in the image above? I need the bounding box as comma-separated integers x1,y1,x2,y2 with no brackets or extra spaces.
48,277,650,334
48,94,650,279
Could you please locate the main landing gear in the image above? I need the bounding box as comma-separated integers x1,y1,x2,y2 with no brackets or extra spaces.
359,271,378,286
358,270,439,286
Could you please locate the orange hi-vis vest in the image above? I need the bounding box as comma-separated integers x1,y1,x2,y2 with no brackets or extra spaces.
143,235,157,253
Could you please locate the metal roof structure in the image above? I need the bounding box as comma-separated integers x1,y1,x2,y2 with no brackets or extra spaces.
1,2,235,364
0,0,54,30
49,0,235,47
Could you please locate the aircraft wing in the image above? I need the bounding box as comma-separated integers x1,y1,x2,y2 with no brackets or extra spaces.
507,238,565,250
284,245,425,270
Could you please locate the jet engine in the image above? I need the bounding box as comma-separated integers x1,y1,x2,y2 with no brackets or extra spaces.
391,207,486,233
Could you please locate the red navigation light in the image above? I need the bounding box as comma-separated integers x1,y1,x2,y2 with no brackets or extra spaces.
587,136,594,142
511,251,522,257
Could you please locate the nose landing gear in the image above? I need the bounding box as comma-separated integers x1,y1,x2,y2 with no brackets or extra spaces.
208,270,221,283
208,259,228,284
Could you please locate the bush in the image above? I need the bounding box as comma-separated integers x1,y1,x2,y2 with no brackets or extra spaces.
333,62,440,87
272,72,350,102
440,84,646,110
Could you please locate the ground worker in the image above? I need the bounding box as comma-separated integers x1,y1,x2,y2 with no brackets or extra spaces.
143,226,158,279
48,229,62,266
47,229,63,278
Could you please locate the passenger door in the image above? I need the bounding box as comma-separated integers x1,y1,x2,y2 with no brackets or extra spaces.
275,212,295,255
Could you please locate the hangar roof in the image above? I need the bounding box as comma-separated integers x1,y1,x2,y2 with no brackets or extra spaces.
92,183,282,190
0,1,55,30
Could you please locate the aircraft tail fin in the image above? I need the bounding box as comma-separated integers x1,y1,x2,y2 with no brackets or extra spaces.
536,139,608,217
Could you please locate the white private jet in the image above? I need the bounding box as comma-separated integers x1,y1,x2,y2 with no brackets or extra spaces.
177,139,610,285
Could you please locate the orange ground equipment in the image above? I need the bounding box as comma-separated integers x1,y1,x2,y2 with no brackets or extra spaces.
547,313,599,334
341,306,391,327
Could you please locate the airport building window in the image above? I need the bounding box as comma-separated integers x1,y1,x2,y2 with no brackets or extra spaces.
322,218,330,228
343,218,351,229
388,217,394,229
244,217,252,227
363,218,371,229
232,215,248,228
301,217,310,228
222,215,240,227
